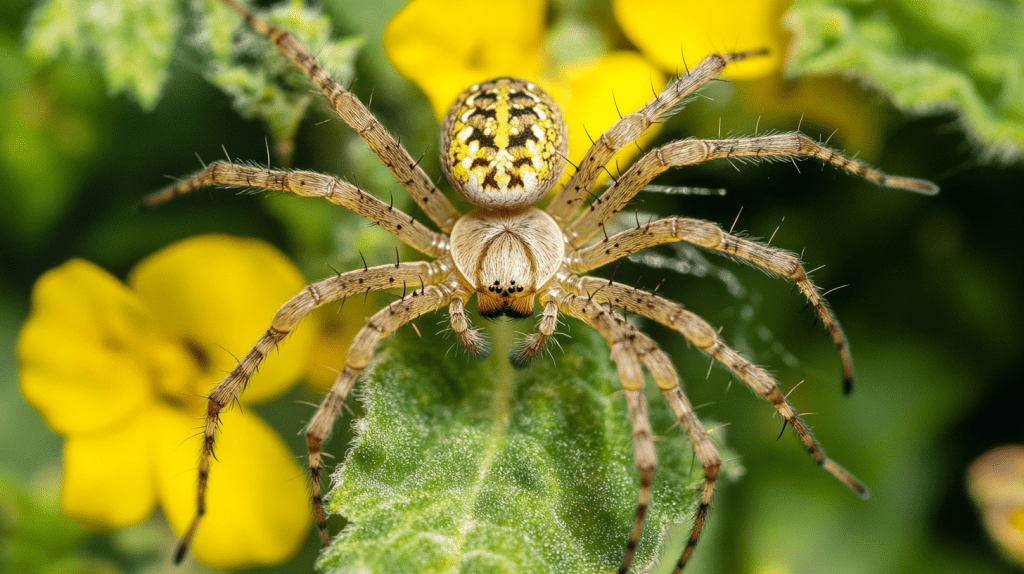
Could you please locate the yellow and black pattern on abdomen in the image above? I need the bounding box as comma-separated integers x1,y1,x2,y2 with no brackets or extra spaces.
442,77,566,200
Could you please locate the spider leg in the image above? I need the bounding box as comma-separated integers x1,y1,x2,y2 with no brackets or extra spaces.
305,280,454,545
623,326,720,574
510,297,559,367
545,49,768,226
569,216,856,393
562,274,868,497
144,163,449,257
173,258,450,563
219,0,461,231
565,132,938,247
447,280,489,359
546,286,656,574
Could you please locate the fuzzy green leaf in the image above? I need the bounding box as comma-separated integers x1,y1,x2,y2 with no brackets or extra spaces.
24,0,182,110
196,0,362,161
23,0,361,158
785,0,1024,162
317,323,741,574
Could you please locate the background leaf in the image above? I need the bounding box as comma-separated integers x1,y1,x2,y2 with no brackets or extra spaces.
785,0,1024,163
23,0,361,161
25,0,182,110
197,0,362,162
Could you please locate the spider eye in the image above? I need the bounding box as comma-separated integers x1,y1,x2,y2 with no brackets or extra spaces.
440,78,567,209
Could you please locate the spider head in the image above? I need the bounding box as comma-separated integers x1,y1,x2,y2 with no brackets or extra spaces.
441,78,567,209
477,277,535,319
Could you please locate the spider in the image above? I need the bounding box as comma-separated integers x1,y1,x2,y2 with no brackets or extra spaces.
152,0,938,571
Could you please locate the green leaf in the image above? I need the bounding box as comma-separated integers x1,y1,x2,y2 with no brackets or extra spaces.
196,0,362,161
24,0,182,110
317,322,741,574
23,0,362,159
785,0,1024,162
0,472,117,574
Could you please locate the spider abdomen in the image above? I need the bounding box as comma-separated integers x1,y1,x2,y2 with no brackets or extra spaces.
450,206,564,317
440,78,568,209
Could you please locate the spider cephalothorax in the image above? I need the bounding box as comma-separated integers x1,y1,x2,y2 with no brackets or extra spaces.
154,1,937,571
449,205,563,319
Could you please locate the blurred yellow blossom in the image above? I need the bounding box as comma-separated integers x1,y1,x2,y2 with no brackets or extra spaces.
968,445,1024,565
18,234,314,569
304,303,363,394
738,74,882,159
616,0,883,157
613,0,788,79
384,0,665,176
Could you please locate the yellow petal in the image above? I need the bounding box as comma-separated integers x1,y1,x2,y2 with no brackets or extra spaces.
128,235,314,405
967,444,1024,507
556,51,666,179
967,445,1024,564
304,305,362,394
18,259,194,435
60,409,156,526
982,502,1024,565
613,0,787,79
155,404,310,569
737,75,882,158
385,0,545,118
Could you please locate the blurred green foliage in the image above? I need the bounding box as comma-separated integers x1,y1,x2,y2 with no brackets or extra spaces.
787,0,1024,162
2,0,1023,573
24,0,363,161
24,0,181,110
1,472,112,574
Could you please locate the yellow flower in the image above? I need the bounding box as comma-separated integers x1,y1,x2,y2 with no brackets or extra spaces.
616,0,882,156
18,234,314,569
968,445,1024,565
304,304,363,394
384,0,665,177
613,0,788,80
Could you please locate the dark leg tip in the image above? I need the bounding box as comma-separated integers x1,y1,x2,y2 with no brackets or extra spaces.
173,543,188,565
509,350,534,369
510,333,548,368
